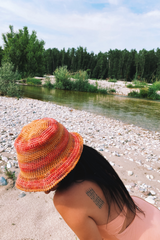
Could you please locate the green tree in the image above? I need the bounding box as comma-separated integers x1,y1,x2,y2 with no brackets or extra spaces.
108,49,121,79
122,50,133,81
26,30,45,76
138,49,146,79
0,62,21,97
2,25,45,77
144,49,157,82
92,52,108,79
0,46,3,67
156,48,160,80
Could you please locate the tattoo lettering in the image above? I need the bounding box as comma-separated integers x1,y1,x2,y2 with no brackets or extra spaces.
86,188,104,209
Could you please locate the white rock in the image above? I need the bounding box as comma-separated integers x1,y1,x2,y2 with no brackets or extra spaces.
0,148,4,153
146,175,154,180
150,190,156,196
129,158,133,162
109,162,115,166
145,196,155,205
7,162,12,169
19,192,26,198
128,171,134,176
1,156,8,162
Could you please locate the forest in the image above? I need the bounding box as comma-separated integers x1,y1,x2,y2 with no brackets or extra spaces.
0,25,160,83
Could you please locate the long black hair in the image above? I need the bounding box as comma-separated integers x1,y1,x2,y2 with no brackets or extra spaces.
58,145,143,218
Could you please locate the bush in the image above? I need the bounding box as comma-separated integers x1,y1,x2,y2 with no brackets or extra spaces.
128,86,160,100
139,88,148,98
54,67,108,94
98,88,108,94
43,77,54,89
148,85,160,100
126,83,134,88
27,78,41,85
128,91,140,98
152,81,160,91
0,62,22,98
54,66,71,90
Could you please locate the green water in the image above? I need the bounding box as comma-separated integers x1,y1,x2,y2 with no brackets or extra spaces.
21,85,160,132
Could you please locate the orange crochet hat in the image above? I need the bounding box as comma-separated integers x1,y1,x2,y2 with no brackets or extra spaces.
14,118,83,192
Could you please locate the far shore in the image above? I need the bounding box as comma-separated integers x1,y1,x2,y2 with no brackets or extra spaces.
18,76,141,96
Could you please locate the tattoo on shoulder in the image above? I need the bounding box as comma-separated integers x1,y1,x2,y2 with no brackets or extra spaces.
86,188,104,209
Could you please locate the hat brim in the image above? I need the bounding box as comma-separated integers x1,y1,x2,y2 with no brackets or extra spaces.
16,132,83,192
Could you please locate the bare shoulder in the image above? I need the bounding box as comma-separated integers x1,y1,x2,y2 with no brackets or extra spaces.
53,181,105,240
54,180,105,210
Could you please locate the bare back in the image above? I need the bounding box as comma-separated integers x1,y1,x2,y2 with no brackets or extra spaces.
54,180,135,240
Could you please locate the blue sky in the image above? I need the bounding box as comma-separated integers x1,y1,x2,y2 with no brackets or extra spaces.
0,0,160,53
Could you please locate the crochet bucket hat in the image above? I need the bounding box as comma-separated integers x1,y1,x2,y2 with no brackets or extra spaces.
14,118,83,192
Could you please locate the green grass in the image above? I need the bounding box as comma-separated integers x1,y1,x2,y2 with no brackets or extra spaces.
126,80,147,89
108,79,117,83
128,86,160,100
109,88,116,93
27,77,41,85
5,166,16,181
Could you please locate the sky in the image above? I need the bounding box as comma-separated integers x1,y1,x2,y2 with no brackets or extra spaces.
0,0,160,54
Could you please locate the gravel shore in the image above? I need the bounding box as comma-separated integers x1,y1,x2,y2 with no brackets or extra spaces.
0,96,160,240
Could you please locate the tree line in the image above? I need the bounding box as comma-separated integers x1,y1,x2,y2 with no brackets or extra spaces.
0,25,160,83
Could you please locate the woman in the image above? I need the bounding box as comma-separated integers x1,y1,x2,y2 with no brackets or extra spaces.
14,118,160,240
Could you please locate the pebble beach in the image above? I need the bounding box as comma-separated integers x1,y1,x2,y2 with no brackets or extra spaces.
0,95,160,240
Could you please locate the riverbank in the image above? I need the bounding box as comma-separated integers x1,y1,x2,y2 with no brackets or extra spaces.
35,75,138,96
0,96,160,240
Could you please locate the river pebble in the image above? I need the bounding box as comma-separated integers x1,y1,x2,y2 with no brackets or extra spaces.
145,196,156,205
0,176,7,186
18,192,26,198
128,171,134,176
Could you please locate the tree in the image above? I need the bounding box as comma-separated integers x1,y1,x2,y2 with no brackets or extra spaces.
2,25,45,77
143,49,157,82
138,49,146,79
92,52,108,79
156,48,160,80
26,30,45,76
0,46,3,67
0,62,21,97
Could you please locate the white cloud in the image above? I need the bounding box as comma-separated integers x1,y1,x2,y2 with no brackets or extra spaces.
107,0,121,5
0,0,160,53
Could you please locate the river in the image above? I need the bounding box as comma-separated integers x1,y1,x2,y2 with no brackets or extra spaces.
21,85,160,132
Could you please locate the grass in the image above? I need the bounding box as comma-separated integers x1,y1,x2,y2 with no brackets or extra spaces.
128,84,160,100
126,80,148,89
108,79,117,83
5,166,16,181
27,77,41,85
108,88,116,93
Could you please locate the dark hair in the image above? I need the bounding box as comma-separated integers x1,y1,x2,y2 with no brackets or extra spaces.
58,145,143,218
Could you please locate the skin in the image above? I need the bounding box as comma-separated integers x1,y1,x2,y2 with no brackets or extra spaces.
45,181,135,240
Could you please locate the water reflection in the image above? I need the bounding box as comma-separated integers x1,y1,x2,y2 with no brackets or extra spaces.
21,85,160,132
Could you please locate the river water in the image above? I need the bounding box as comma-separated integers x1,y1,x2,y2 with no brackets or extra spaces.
21,85,160,132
